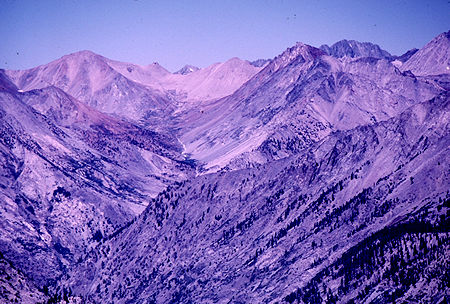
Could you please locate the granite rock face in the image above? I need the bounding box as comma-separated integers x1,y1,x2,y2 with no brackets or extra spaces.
0,32,449,303
320,40,393,60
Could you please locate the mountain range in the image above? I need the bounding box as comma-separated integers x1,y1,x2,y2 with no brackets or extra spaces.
0,31,449,303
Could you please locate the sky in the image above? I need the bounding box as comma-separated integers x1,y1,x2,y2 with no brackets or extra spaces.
1,0,449,72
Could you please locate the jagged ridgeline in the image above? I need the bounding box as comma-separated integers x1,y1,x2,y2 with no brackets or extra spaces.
0,31,449,303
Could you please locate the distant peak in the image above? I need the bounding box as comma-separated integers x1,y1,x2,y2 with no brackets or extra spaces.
226,57,244,62
320,39,392,59
394,48,419,63
147,61,163,69
141,62,170,75
293,42,326,56
77,50,97,55
64,50,101,59
58,50,107,66
249,58,270,67
221,57,251,68
147,61,167,69
174,64,200,75
262,43,325,74
276,43,325,63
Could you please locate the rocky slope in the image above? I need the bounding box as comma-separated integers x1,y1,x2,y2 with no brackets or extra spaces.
400,30,450,76
5,51,175,126
394,48,419,63
66,91,449,303
178,43,442,172
0,71,194,303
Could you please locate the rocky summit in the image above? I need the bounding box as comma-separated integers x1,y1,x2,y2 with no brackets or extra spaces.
0,31,449,304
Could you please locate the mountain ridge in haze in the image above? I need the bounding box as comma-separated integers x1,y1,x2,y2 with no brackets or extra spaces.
6,51,263,110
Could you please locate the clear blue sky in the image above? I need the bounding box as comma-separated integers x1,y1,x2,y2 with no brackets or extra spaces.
1,0,449,71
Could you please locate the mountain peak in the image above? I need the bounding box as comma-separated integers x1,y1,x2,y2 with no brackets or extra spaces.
268,43,325,72
400,30,450,76
436,30,450,41
62,50,103,61
142,61,171,75
293,42,326,57
175,64,200,75
73,49,98,56
222,57,251,68
320,39,392,59
394,48,419,63
249,58,270,67
227,56,244,62
285,42,326,60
